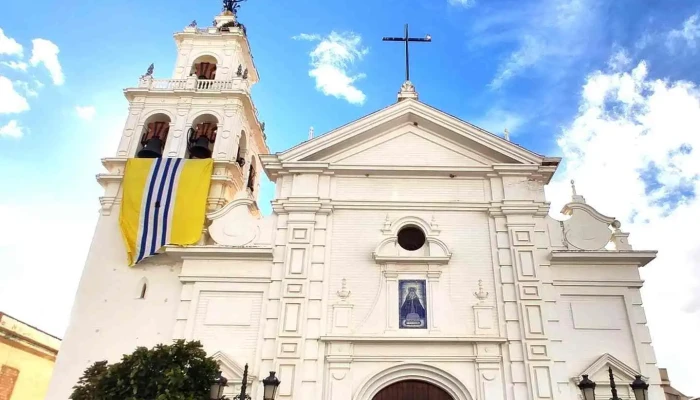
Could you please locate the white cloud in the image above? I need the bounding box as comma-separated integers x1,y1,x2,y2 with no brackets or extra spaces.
75,105,96,121
490,35,548,89
607,48,631,71
0,120,24,138
545,59,700,394
448,0,476,7
0,76,30,114
483,0,596,89
14,80,38,97
1,61,28,71
296,31,368,105
30,38,64,85
292,33,321,41
667,13,700,52
0,28,22,56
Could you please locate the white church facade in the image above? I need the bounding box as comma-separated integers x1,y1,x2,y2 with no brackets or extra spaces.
47,4,664,400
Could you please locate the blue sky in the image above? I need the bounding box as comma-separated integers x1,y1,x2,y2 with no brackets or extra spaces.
1,0,700,394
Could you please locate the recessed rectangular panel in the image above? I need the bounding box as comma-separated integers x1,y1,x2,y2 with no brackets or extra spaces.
204,297,252,326
518,251,536,278
283,303,301,332
288,248,306,275
292,228,308,241
571,301,623,330
476,308,493,329
525,305,545,335
533,366,553,398
278,364,295,396
287,284,303,294
281,343,297,353
335,308,350,327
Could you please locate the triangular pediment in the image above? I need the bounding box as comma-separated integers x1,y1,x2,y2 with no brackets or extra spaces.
274,100,550,167
573,353,645,385
332,129,489,166
211,351,256,396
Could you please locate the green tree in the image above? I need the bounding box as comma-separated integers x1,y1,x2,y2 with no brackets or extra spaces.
70,340,221,400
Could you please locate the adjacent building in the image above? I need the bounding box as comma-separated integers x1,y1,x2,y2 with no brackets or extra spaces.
0,312,61,400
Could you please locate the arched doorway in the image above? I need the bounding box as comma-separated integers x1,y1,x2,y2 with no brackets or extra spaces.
372,380,453,400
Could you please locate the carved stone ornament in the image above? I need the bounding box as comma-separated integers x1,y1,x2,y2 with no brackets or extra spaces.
473,280,489,302
560,181,616,250
337,278,351,302
207,199,271,246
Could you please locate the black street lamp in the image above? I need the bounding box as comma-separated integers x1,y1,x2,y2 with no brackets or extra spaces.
578,367,649,400
210,371,228,400
232,364,280,400
631,375,650,400
578,374,597,400
262,371,281,400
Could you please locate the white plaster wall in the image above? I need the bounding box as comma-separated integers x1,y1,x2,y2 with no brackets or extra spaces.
327,208,497,335
557,294,636,368
333,177,486,202
46,211,183,400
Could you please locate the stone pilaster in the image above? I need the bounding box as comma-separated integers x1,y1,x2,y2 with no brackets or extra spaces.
268,183,332,399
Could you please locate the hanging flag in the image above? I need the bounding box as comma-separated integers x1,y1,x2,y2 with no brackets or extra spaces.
119,158,213,266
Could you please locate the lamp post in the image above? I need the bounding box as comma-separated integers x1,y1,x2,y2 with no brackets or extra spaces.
578,367,649,400
231,364,281,400
234,364,252,400
210,371,228,400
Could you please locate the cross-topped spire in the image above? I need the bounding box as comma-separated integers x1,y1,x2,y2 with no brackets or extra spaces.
382,24,432,83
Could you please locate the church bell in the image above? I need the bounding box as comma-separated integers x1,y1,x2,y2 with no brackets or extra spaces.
189,136,212,159
137,137,164,158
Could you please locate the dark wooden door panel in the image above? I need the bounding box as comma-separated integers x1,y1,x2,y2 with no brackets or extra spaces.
373,380,453,400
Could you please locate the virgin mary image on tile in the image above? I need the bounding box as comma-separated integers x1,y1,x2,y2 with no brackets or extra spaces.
399,280,427,329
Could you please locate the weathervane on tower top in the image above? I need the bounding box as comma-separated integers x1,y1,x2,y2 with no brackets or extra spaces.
223,0,246,14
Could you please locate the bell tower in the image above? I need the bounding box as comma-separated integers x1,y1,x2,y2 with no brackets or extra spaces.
100,1,268,213
46,4,268,399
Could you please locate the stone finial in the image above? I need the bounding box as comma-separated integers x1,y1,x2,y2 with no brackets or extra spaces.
397,80,419,101
337,279,351,302
383,214,391,231
430,215,438,231
308,126,314,140
610,220,633,250
504,128,510,141
474,280,489,303
570,179,587,203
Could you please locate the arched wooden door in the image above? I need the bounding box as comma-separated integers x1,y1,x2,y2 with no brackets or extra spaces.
372,380,453,400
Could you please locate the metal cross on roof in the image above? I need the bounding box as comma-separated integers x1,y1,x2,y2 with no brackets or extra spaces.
382,24,432,82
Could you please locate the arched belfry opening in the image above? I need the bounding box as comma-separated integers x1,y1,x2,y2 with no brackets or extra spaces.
373,380,453,400
137,113,171,158
236,130,247,167
247,155,257,193
187,114,218,159
190,55,217,80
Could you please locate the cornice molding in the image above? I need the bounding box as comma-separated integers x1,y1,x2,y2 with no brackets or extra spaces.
549,250,657,267
319,335,507,343
164,245,273,261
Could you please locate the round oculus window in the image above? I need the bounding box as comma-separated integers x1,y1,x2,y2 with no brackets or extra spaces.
397,226,426,251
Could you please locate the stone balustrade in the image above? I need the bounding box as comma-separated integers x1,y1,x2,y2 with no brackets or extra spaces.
135,76,250,93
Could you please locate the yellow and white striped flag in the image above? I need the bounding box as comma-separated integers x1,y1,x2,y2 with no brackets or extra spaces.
119,158,213,266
